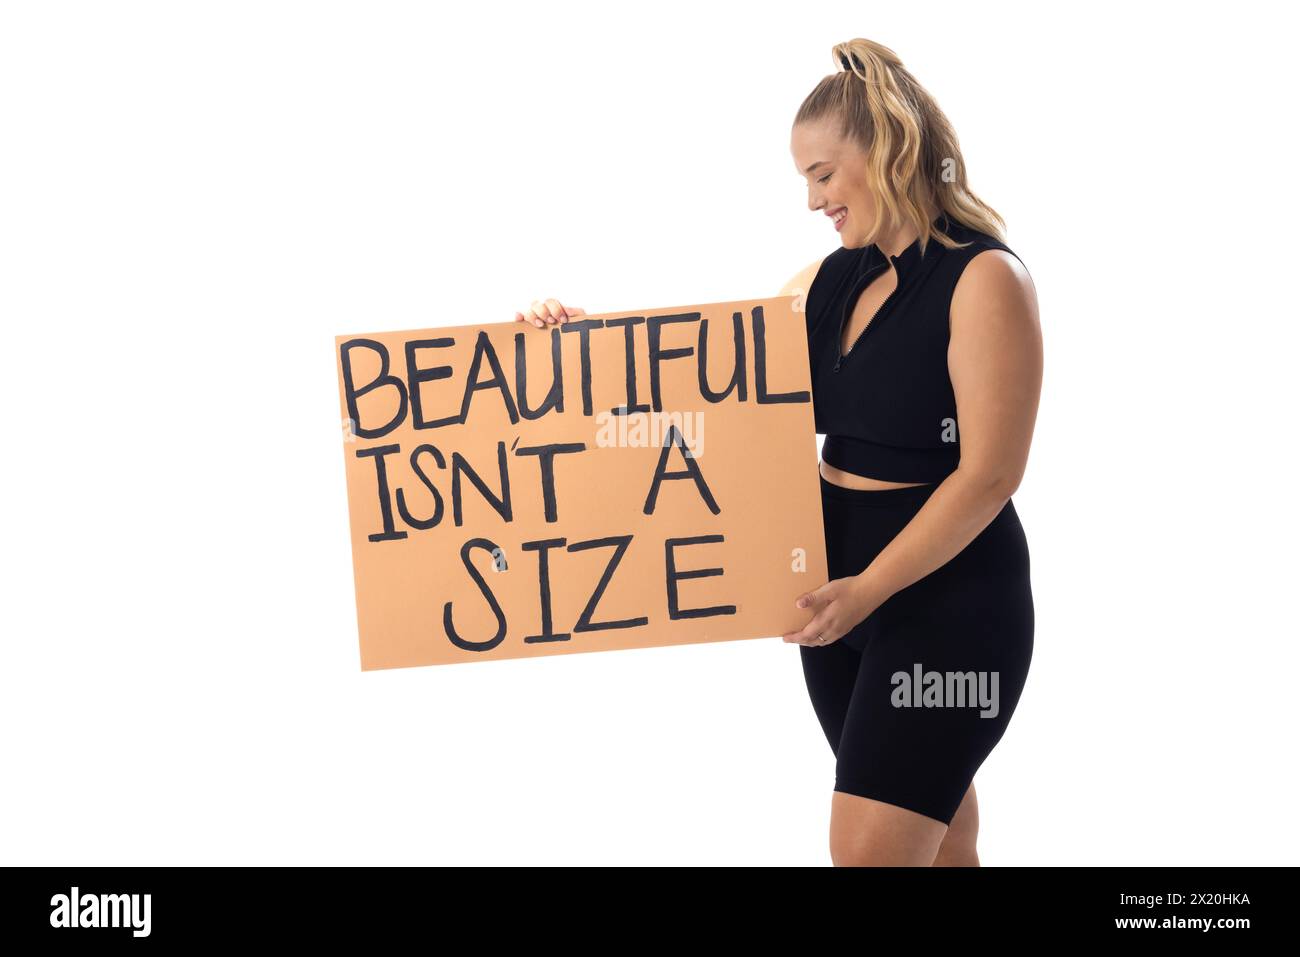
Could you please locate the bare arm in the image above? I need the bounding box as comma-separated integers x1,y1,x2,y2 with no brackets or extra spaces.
853,249,1042,605
786,248,1042,642
779,257,825,314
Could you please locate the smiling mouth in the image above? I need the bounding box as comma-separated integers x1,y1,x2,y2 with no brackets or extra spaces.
830,208,848,229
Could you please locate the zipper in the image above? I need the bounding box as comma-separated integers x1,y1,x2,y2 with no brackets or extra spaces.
833,259,898,373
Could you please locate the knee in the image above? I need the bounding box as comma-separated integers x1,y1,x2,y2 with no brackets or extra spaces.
931,841,979,866
827,791,951,865
830,841,931,867
931,819,979,866
831,841,889,867
830,835,870,866
829,831,939,867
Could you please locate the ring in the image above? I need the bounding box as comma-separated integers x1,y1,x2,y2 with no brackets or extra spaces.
815,634,826,644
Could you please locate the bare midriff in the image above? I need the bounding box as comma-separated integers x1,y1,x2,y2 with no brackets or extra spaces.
819,458,933,490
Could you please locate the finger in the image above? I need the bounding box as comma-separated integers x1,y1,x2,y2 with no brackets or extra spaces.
544,298,567,324
530,300,555,325
795,583,833,610
783,609,836,646
566,306,587,318
783,627,838,647
532,299,560,324
522,306,545,328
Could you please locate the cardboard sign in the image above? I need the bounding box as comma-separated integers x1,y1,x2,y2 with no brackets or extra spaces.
335,296,827,670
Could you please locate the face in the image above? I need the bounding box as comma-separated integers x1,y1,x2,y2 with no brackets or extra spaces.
791,117,877,247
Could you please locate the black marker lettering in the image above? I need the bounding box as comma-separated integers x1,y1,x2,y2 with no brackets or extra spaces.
451,442,512,526
643,424,720,515
406,337,458,429
665,534,737,620
560,318,603,417
444,538,508,651
516,328,565,420
515,442,586,523
647,312,701,412
398,443,447,530
699,311,748,402
340,339,407,438
753,305,811,404
521,538,569,643
461,330,520,425
604,316,650,416
355,443,407,541
568,535,649,632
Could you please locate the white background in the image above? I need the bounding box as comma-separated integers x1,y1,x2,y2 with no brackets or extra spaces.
2,0,1296,865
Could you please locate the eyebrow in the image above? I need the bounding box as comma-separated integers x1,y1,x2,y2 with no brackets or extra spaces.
802,160,830,174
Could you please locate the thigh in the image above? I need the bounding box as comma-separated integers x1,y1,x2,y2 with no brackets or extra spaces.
800,475,895,755
834,566,1035,826
799,639,862,757
830,790,949,866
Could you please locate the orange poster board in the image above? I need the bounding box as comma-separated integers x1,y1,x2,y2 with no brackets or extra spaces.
335,295,827,670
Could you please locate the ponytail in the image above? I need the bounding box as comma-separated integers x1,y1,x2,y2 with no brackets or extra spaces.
796,38,1007,256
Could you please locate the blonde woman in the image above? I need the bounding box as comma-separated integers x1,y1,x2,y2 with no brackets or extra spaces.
517,38,1042,867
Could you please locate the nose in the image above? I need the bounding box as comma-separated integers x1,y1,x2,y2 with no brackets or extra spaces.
808,188,822,213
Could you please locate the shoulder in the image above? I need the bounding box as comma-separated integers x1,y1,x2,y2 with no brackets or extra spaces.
949,225,1034,307
955,244,1033,296
780,243,861,294
781,250,846,323
779,255,828,299
950,239,1038,338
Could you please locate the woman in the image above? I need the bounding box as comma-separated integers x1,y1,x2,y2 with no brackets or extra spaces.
516,38,1041,868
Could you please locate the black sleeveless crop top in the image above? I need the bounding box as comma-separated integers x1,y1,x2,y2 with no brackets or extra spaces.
805,212,1023,483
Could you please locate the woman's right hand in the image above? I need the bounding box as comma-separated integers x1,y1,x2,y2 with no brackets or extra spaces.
515,298,586,328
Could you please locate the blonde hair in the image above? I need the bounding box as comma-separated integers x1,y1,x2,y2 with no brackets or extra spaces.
794,38,1007,256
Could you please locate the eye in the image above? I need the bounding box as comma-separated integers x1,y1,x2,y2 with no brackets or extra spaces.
818,173,832,184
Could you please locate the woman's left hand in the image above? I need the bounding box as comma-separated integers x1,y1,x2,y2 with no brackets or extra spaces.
783,576,883,647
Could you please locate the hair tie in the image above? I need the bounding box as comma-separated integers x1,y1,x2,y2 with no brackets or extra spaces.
839,52,863,72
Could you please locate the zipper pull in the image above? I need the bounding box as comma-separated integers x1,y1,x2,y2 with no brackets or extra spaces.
833,358,842,372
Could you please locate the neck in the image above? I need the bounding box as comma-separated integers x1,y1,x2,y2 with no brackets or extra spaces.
876,222,920,258
873,205,941,257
